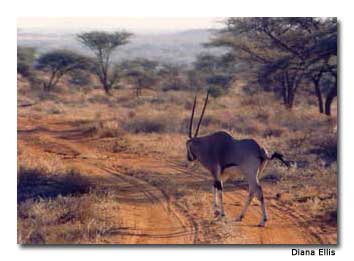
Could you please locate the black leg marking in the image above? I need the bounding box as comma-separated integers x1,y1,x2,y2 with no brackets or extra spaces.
213,180,223,190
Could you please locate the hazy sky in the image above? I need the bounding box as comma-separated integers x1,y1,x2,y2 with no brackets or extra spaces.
17,17,225,33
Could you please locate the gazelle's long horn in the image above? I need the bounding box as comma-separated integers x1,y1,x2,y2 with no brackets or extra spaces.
194,90,210,137
188,95,197,138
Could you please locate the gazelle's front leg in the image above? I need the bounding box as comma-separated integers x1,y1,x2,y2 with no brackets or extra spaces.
214,180,225,217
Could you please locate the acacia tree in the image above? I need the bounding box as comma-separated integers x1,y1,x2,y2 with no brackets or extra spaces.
121,58,158,97
159,63,188,91
193,53,236,94
208,17,337,113
194,53,220,74
36,50,91,92
303,25,337,115
305,56,336,114
77,31,133,94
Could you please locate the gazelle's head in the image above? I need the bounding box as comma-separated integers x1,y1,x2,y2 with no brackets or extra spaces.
186,139,197,161
186,91,209,162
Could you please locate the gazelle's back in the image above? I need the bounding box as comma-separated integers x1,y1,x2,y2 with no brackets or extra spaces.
197,131,262,169
233,138,263,164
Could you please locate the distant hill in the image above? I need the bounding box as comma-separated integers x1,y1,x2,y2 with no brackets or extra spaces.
17,29,226,65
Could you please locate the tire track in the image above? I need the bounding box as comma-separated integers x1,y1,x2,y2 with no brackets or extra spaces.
20,127,197,243
94,163,199,244
268,200,324,244
223,189,322,244
125,171,200,244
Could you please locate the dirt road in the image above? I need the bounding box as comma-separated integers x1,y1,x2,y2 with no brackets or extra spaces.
18,115,329,244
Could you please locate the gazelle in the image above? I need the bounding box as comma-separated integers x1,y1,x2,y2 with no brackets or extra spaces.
186,91,290,227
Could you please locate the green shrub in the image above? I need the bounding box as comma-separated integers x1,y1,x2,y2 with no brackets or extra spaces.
17,46,36,78
69,70,91,86
207,85,224,98
123,117,166,133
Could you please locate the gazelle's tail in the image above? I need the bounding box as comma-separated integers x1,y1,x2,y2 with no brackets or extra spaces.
260,148,290,168
270,152,290,167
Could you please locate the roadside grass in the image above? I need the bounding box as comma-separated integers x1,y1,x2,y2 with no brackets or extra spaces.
17,162,123,244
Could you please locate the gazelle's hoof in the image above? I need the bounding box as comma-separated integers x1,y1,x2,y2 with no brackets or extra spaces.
257,221,266,227
214,210,221,217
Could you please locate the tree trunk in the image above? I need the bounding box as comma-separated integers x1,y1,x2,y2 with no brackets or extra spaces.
103,82,111,95
281,72,288,106
100,65,112,95
325,85,337,116
43,82,49,92
43,70,57,92
286,89,295,109
136,79,142,97
313,80,324,113
282,71,295,109
282,86,288,106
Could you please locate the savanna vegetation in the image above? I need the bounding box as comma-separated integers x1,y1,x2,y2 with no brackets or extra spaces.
17,17,337,244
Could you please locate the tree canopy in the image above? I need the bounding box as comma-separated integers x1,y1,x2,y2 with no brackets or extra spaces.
36,49,91,91
120,58,159,96
77,31,133,94
208,17,337,115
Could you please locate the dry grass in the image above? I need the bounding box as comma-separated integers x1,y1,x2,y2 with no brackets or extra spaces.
18,189,120,244
17,164,123,244
17,141,123,244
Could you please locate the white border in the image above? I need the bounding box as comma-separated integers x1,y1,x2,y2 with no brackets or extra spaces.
2,0,353,260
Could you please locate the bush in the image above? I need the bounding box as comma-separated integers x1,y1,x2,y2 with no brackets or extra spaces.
161,81,189,92
207,85,224,98
69,70,92,86
96,120,123,138
206,74,232,89
36,49,92,91
17,46,36,78
123,117,167,133
17,166,92,203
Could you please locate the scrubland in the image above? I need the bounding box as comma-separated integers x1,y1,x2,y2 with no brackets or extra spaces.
17,75,337,244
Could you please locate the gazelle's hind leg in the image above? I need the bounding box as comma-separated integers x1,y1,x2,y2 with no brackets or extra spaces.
256,159,268,226
255,184,267,227
235,191,254,222
235,165,258,222
257,159,268,183
235,157,267,225
254,160,268,227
